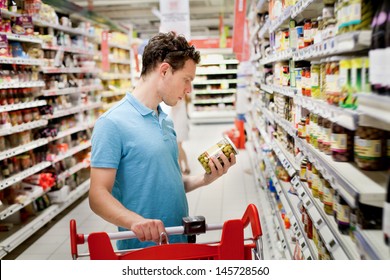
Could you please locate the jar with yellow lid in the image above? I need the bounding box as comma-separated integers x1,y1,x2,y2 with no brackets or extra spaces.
311,61,321,99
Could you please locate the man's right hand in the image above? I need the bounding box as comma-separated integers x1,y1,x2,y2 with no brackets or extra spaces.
130,219,167,244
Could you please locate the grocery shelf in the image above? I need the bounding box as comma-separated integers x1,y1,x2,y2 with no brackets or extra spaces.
193,89,236,95
189,110,236,124
57,161,90,182
33,18,94,38
293,31,371,61
260,49,293,65
41,84,103,97
294,95,358,131
41,44,95,56
49,141,91,164
0,179,90,259
0,139,49,162
0,81,45,90
0,119,48,137
0,31,43,44
295,136,388,209
193,79,238,85
42,102,102,120
193,98,235,105
48,121,95,143
354,228,390,260
260,83,297,98
0,100,47,113
199,59,239,66
0,57,43,66
356,94,390,125
0,161,52,191
196,69,238,75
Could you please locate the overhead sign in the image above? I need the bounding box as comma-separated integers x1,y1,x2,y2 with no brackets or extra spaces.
159,0,191,40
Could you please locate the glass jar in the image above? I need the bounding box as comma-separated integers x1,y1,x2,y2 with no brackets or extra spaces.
301,67,307,95
331,122,354,162
311,61,321,98
337,194,350,235
300,157,308,182
311,165,320,198
325,58,340,105
317,115,324,152
198,136,238,174
354,125,387,171
322,118,332,155
303,19,312,47
305,113,311,143
311,113,319,148
307,160,312,189
323,179,334,215
298,118,306,139
305,66,311,97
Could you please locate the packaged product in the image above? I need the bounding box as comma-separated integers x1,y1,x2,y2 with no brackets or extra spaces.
198,136,238,174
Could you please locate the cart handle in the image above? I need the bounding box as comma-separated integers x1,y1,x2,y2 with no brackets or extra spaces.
241,204,262,239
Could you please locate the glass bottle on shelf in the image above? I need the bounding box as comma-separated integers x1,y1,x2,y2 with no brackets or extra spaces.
337,194,351,235
369,0,388,95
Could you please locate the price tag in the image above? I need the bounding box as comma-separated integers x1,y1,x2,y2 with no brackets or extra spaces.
302,248,313,260
319,226,339,252
307,206,324,230
298,237,307,250
291,176,301,190
297,185,306,199
302,194,313,209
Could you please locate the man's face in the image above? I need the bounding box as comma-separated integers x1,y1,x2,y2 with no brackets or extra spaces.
161,59,196,106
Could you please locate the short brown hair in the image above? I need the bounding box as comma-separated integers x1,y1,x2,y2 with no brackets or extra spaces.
141,32,200,76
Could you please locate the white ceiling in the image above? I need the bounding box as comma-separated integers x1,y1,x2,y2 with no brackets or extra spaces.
72,0,236,39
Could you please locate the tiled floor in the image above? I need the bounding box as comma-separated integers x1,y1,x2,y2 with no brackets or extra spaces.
13,123,264,260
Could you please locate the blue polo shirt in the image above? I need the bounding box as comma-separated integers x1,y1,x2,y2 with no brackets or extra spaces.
91,93,188,249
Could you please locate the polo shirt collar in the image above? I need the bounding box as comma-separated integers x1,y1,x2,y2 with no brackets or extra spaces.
126,92,167,119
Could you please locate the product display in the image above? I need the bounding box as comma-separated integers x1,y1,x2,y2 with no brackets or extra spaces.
248,0,390,260
0,0,132,259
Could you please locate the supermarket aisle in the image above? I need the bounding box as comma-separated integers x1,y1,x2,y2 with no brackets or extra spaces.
14,123,262,260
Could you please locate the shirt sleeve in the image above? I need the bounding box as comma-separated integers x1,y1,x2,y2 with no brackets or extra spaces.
91,117,122,169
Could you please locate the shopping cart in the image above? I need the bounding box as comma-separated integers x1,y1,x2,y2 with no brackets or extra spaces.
70,203,263,260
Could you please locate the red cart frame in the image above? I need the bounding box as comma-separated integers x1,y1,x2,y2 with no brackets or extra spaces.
70,204,263,260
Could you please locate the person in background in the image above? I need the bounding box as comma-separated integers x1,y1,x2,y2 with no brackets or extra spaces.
170,96,191,175
89,32,236,250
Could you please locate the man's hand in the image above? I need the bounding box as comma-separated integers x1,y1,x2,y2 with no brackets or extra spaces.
130,218,167,244
204,153,236,184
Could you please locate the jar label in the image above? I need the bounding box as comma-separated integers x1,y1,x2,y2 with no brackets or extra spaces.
323,187,333,205
311,72,319,88
331,133,347,151
337,204,350,223
205,144,224,159
354,138,382,159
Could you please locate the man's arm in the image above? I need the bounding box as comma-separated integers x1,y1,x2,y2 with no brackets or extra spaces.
182,153,236,193
89,167,166,243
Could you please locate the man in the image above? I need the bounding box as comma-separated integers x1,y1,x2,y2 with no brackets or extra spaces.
89,32,236,250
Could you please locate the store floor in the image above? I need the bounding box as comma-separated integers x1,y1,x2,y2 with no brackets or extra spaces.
13,123,263,260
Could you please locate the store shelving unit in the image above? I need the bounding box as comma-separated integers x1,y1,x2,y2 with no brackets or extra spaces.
0,2,132,259
247,0,390,260
189,53,238,124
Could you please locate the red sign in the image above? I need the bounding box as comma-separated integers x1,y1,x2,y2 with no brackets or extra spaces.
101,31,110,72
190,38,232,49
232,0,246,60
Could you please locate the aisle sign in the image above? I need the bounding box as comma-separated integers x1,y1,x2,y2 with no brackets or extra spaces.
233,0,247,60
159,0,190,40
101,31,110,72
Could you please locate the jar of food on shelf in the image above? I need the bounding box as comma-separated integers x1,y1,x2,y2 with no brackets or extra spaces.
323,18,337,40
301,67,307,96
300,157,308,182
325,57,340,106
311,61,321,99
295,67,303,92
318,172,326,202
317,115,325,152
337,193,351,235
305,66,311,97
305,113,310,143
307,160,313,189
354,116,389,171
331,122,354,162
303,19,312,48
295,26,305,49
311,19,319,44
298,118,307,139
18,154,31,171
323,179,334,215
322,118,332,155
311,165,320,198
320,59,327,100
310,113,319,148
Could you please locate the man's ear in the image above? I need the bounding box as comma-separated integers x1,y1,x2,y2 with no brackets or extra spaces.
159,62,170,77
